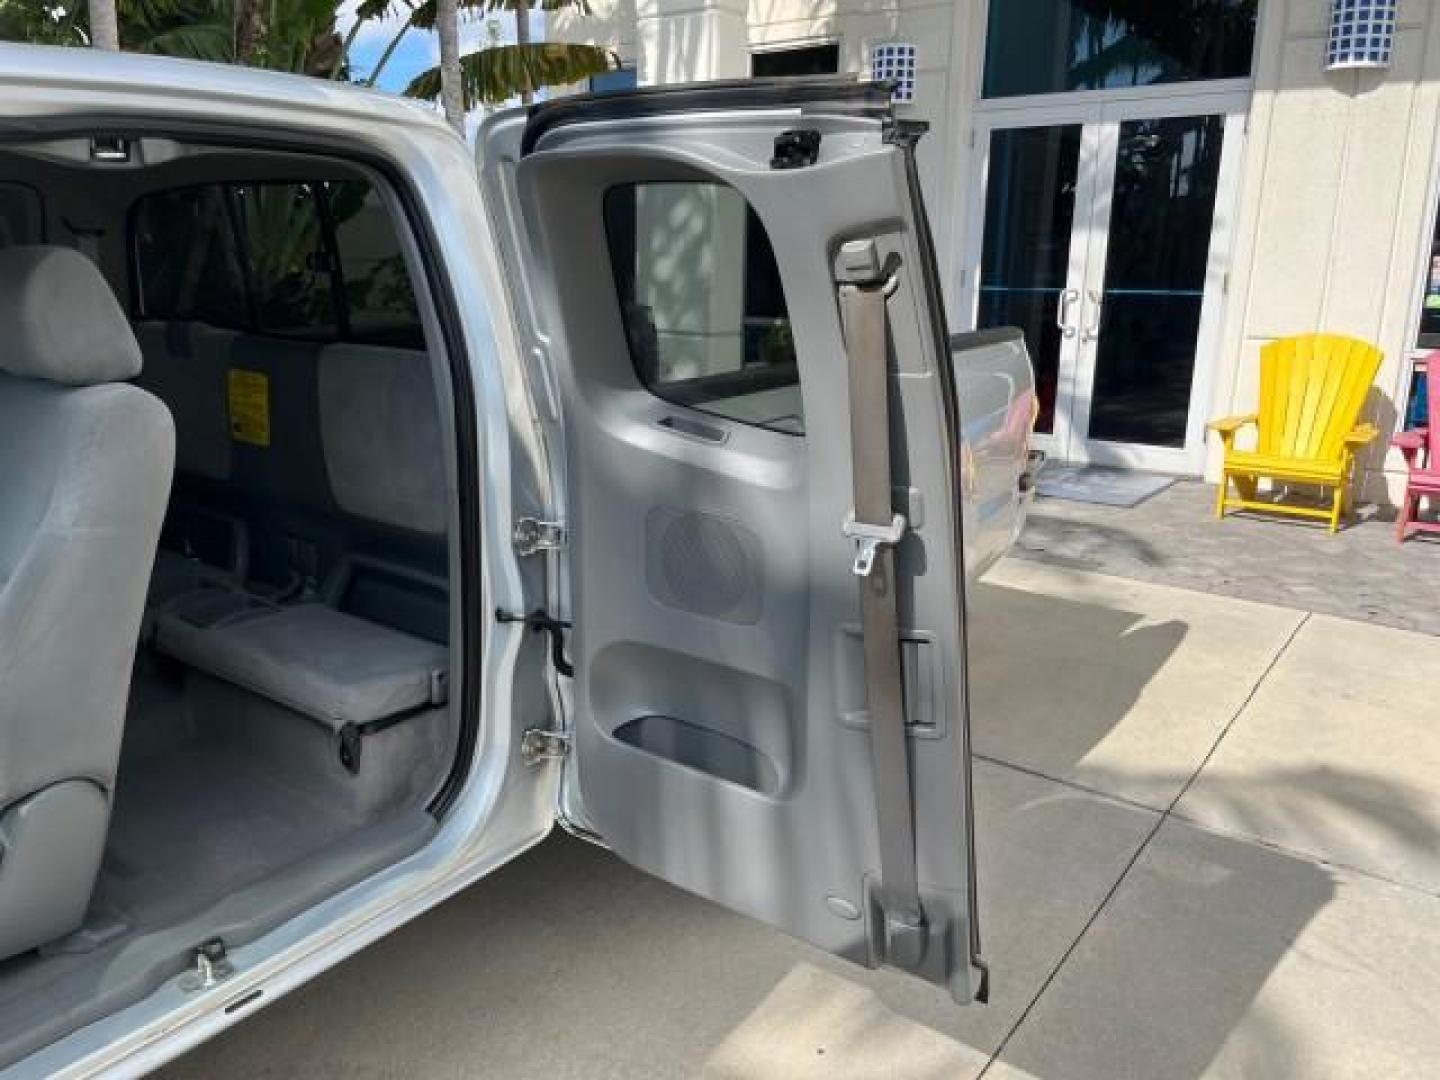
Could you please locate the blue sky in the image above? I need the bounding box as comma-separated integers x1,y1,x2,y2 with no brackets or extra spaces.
338,1,525,95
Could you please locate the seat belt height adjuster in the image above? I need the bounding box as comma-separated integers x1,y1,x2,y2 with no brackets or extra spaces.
842,511,907,577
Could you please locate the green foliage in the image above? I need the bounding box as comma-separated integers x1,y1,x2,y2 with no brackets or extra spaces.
406,41,615,107
406,0,592,31
0,0,92,45
0,0,344,75
0,0,616,110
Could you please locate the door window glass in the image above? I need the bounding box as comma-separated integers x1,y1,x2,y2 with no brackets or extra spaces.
751,42,840,77
1088,114,1225,447
132,179,421,348
983,0,1257,98
977,124,1083,434
1417,201,1440,349
603,181,803,434
0,182,43,247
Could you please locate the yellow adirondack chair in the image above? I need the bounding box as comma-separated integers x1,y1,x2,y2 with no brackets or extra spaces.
1209,333,1382,532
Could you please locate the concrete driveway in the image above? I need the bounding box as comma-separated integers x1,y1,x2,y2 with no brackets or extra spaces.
159,561,1440,1079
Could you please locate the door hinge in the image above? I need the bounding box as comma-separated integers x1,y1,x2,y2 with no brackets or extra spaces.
521,728,572,765
179,937,233,992
512,517,567,557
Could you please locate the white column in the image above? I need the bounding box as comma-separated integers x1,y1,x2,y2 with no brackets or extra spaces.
635,0,749,85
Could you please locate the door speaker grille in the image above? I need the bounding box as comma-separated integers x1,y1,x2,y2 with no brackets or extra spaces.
645,508,763,624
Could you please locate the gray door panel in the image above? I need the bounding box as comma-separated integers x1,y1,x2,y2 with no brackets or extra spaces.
482,86,984,1001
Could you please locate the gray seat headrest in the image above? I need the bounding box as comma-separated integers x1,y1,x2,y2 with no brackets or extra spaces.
0,245,142,385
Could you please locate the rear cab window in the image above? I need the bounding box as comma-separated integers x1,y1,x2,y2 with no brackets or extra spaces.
131,178,423,349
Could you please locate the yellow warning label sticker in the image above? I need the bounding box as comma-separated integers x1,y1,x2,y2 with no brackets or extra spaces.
227,369,271,448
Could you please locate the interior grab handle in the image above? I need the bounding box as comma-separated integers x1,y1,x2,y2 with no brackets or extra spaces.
1055,288,1079,339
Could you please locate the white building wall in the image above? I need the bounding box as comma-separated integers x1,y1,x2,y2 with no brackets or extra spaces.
1212,0,1440,501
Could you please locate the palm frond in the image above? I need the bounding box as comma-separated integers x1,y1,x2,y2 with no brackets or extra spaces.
406,41,616,107
137,20,233,61
408,0,587,32
355,0,416,20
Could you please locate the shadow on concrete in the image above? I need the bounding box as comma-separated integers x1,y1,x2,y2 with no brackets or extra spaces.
153,573,1440,1080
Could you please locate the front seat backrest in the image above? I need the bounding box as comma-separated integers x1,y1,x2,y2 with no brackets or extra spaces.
0,245,175,961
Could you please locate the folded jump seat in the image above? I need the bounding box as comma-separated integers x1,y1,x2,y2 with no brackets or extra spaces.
136,335,453,792
152,596,448,771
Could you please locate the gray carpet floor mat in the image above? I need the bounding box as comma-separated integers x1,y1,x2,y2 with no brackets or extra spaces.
0,665,438,1069
100,741,364,931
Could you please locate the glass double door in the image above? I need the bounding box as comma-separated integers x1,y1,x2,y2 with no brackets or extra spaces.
964,95,1245,472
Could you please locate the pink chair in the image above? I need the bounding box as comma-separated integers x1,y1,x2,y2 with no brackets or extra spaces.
1394,352,1440,542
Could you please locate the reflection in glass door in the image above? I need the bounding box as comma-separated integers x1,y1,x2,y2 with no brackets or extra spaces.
976,124,1085,436
968,98,1243,472
1082,114,1226,449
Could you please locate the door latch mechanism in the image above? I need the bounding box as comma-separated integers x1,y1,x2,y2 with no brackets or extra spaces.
179,937,233,992
770,128,821,169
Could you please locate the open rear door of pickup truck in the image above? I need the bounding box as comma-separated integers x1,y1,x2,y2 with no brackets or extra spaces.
479,79,988,1002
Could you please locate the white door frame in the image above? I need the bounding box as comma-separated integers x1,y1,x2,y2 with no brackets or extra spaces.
959,105,1103,466
961,86,1250,474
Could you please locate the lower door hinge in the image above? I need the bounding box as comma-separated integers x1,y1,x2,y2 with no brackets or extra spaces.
521,728,572,765
512,517,566,556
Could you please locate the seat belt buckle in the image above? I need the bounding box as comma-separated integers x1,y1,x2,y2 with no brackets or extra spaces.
842,512,907,577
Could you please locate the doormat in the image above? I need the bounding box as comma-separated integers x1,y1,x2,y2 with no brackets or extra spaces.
1036,464,1175,508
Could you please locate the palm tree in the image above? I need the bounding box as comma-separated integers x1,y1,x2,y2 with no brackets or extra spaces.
232,0,263,63
435,0,465,134
512,0,530,104
88,0,119,48
393,0,616,111
0,0,607,106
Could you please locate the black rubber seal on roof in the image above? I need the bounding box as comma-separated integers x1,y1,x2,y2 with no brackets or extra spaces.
520,76,894,156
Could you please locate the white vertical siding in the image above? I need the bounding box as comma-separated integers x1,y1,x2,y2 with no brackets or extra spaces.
1212,0,1440,500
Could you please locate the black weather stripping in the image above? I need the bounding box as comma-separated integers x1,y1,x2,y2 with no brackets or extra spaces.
521,77,892,156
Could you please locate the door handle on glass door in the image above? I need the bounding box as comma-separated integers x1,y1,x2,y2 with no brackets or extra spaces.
1055,288,1079,339
1081,289,1103,343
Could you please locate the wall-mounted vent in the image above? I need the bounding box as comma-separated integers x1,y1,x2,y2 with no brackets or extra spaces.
870,42,917,104
1326,0,1396,71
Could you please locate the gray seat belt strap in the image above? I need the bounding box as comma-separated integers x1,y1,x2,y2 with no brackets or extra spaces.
838,241,927,967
